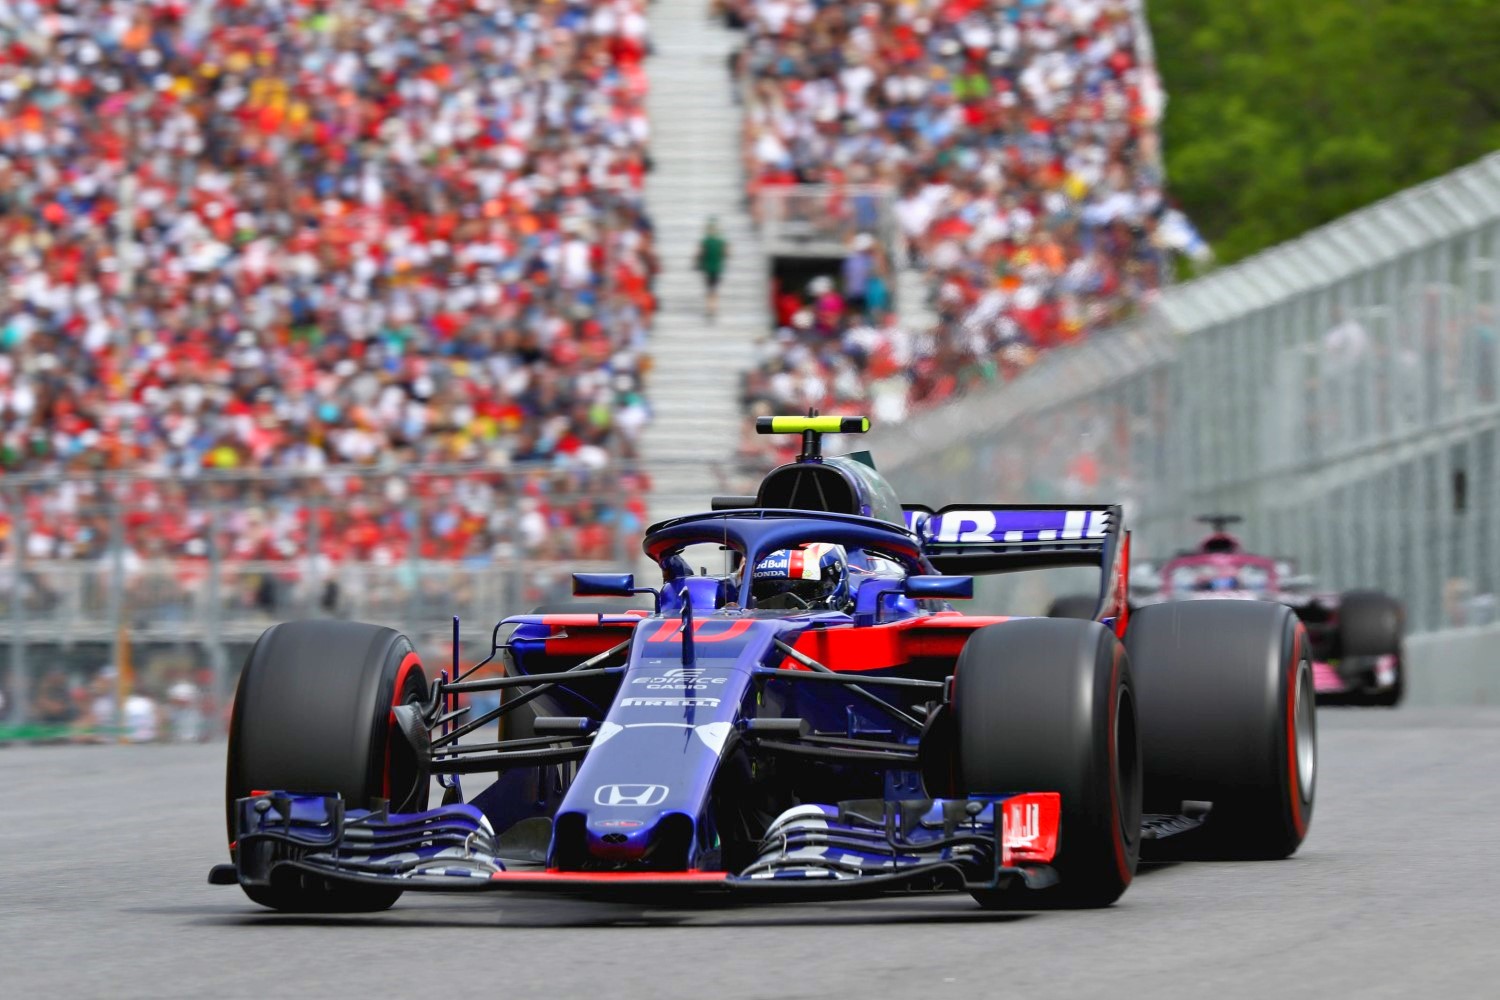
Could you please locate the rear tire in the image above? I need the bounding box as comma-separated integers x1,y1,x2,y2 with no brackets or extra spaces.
952,619,1141,908
226,620,429,911
1128,601,1315,860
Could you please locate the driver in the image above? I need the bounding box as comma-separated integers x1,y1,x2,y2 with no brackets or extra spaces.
751,543,851,611
1194,570,1240,591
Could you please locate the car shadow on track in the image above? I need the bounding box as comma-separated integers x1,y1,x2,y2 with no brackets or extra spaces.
157,860,1190,929
153,897,1040,930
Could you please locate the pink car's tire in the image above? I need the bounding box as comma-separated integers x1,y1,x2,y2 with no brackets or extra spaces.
1339,591,1405,707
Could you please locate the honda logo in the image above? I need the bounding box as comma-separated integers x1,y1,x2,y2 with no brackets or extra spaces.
593,784,669,807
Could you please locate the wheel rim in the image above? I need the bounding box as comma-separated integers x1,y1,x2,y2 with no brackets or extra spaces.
386,665,429,813
1293,660,1316,798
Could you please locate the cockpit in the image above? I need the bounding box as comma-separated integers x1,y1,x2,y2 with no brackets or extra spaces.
1167,557,1276,597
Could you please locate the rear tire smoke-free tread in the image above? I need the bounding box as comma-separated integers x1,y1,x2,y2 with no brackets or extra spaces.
1128,601,1315,861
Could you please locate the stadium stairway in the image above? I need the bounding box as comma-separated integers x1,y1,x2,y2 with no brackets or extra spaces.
896,266,938,333
640,1,765,524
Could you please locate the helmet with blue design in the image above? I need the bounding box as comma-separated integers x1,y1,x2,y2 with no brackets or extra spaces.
751,543,850,611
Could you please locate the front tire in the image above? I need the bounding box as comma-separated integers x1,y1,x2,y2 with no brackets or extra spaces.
1339,591,1405,707
952,619,1141,908
226,620,429,911
1129,601,1315,860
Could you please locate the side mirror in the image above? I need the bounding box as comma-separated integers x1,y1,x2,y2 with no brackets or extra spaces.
903,575,974,600
572,572,638,598
571,572,660,612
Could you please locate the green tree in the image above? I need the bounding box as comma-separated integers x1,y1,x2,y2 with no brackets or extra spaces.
1150,0,1500,263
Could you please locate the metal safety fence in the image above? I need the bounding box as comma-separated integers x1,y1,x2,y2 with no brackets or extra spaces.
869,153,1500,635
0,462,648,737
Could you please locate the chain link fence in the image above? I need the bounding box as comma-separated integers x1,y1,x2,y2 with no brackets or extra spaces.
869,154,1500,635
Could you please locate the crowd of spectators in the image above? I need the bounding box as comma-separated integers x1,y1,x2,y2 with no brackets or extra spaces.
0,0,656,547
728,0,1209,425
0,465,648,573
10,661,216,742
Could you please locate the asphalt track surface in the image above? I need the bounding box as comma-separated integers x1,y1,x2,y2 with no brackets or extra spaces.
4,709,1498,1000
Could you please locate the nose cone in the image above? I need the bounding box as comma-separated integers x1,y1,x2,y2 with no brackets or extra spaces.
548,619,785,870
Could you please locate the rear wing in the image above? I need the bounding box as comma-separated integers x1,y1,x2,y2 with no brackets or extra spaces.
903,504,1130,628
903,504,1119,573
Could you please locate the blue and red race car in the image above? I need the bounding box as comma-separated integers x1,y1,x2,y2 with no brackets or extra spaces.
214,416,1317,912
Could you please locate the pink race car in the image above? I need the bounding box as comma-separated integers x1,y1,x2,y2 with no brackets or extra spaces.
1050,516,1404,707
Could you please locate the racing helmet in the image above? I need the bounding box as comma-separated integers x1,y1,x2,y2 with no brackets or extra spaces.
751,543,850,610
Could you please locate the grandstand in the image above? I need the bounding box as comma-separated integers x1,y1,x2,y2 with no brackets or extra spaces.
0,0,656,553
728,0,1206,458
0,0,1205,725
0,0,670,720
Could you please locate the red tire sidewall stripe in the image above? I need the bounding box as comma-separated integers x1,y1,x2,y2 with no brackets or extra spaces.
383,651,423,802
1106,641,1131,884
1285,626,1307,837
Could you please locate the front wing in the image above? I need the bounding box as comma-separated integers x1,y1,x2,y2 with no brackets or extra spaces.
214,792,1062,899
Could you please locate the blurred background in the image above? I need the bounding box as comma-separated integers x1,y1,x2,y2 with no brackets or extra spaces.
1,0,1497,743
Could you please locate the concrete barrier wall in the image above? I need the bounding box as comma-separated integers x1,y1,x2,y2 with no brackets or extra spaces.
1406,626,1500,706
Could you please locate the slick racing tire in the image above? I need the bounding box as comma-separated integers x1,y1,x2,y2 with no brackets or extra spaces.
952,619,1141,909
1338,590,1403,657
1128,601,1315,861
1338,590,1404,707
1045,594,1099,620
226,620,429,912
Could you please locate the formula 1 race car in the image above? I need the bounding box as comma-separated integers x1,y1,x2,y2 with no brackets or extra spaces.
1048,515,1405,706
213,417,1316,913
